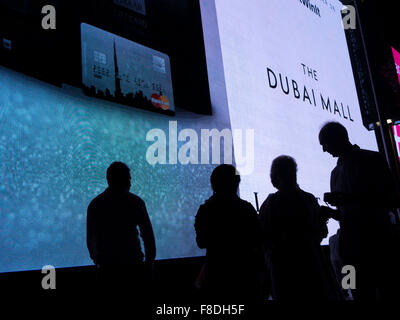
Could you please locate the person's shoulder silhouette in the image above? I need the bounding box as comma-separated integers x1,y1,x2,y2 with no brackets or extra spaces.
194,164,264,300
318,121,400,300
259,155,322,242
319,121,399,209
86,162,156,266
195,164,261,251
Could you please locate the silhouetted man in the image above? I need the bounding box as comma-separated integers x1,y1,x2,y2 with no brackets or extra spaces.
87,162,156,296
194,164,265,302
259,156,341,300
319,122,400,300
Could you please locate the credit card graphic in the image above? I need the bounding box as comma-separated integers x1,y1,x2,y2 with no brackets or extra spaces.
81,23,175,114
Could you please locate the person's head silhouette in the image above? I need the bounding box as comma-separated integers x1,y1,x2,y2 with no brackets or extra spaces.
106,162,131,192
210,164,240,196
270,155,298,191
319,122,352,158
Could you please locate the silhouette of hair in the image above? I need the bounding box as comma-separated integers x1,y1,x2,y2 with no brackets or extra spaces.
210,164,240,194
106,162,130,188
270,155,297,189
319,121,349,144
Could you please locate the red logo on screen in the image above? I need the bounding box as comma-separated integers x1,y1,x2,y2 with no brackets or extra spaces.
151,94,170,110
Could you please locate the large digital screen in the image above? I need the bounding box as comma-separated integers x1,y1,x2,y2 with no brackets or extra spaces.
394,125,400,163
0,0,211,115
0,63,230,272
81,23,175,115
213,0,378,242
392,47,400,162
0,0,379,272
393,47,400,87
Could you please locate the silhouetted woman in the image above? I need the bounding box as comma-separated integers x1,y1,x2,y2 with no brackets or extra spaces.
194,164,265,301
259,156,341,300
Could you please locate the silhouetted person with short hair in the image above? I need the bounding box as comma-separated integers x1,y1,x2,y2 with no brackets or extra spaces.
194,164,265,302
259,155,341,300
87,162,156,297
319,121,400,300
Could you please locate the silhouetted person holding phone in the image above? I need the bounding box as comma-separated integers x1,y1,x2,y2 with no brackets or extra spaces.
259,155,341,300
319,121,400,300
194,164,265,302
87,162,156,297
